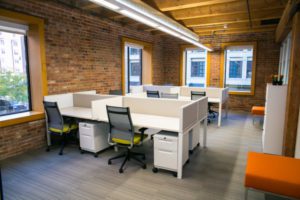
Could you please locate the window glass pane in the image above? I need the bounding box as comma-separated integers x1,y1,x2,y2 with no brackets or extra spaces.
127,46,142,92
0,30,30,116
185,49,207,87
224,46,254,93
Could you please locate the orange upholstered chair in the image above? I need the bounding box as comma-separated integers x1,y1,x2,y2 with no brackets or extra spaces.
251,106,265,127
245,152,300,199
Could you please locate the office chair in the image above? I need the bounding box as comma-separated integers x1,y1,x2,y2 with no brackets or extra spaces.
43,101,78,155
106,105,147,173
146,90,160,98
109,89,122,95
161,92,178,99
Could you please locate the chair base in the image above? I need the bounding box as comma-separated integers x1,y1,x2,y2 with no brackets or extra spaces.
46,130,78,155
108,148,146,173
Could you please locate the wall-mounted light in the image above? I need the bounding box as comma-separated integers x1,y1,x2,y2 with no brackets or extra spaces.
88,0,212,51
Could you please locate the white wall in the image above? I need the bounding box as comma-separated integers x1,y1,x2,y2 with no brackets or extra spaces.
295,109,300,158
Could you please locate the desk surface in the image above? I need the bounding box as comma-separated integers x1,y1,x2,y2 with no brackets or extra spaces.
60,107,93,120
178,96,220,103
61,107,179,132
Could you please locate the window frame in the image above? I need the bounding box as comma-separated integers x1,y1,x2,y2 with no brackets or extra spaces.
0,9,48,127
180,44,211,87
220,42,257,96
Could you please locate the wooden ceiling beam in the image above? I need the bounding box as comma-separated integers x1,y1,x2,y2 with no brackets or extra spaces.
195,25,277,34
183,8,284,27
196,26,277,36
169,0,287,20
149,0,239,12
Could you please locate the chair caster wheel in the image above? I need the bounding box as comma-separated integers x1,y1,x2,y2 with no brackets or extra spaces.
142,155,146,160
189,150,193,154
197,143,200,147
108,160,112,165
59,152,63,156
186,159,190,164
173,172,177,177
46,147,50,152
119,169,124,173
152,167,158,173
80,150,84,154
94,154,98,158
142,164,147,169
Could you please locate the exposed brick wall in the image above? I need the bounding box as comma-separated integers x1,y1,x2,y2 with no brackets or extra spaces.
0,0,166,160
162,32,280,111
0,120,45,160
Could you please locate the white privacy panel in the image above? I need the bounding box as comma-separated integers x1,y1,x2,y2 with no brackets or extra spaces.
73,94,116,108
44,93,73,109
91,96,123,121
123,97,189,118
180,100,198,133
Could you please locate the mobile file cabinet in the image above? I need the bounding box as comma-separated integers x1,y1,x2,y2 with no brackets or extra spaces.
79,122,110,157
153,131,179,177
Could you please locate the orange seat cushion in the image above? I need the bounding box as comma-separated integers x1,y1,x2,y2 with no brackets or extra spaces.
245,152,300,199
251,106,265,115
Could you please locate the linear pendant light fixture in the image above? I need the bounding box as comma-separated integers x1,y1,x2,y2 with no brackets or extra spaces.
89,0,212,51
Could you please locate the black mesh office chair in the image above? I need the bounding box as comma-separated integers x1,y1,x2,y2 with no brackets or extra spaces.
146,90,160,98
106,106,148,173
161,92,178,99
43,101,78,155
109,90,123,95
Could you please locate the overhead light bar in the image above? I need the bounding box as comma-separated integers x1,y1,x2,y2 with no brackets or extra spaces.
90,0,120,10
120,10,159,28
115,0,198,41
87,0,212,51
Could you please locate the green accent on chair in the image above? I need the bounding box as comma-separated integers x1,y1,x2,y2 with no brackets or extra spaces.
112,134,148,145
49,124,78,133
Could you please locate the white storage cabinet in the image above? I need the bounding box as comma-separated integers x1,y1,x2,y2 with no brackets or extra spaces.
79,122,110,157
262,84,287,155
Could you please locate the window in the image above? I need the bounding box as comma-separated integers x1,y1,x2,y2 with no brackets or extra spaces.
185,49,208,87
0,30,31,116
223,44,256,94
126,46,142,92
279,32,292,84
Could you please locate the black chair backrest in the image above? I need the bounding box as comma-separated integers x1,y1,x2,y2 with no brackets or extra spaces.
146,90,160,98
43,101,64,131
106,106,134,143
161,92,178,99
109,90,123,95
191,91,206,100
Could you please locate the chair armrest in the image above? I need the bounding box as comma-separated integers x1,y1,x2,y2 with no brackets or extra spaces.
138,127,148,141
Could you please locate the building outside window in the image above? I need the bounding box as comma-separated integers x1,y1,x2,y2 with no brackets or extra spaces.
224,46,254,93
185,49,207,87
126,46,142,93
0,29,30,116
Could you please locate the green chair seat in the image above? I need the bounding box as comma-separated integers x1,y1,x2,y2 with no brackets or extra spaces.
112,133,148,145
49,123,78,133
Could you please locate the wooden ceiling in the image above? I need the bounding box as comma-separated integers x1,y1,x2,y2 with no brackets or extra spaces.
59,0,288,36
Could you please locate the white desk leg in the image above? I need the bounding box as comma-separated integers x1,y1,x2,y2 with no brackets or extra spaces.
218,102,222,127
177,133,183,179
203,118,207,148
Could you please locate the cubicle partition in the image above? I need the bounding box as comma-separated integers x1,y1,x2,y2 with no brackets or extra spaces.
130,85,181,95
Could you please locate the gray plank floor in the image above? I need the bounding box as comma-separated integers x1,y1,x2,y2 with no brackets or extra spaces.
1,112,284,200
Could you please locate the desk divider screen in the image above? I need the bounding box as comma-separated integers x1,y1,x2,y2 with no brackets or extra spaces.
91,96,123,121
197,97,208,121
130,86,143,93
73,94,117,108
180,87,223,99
143,85,179,94
74,90,97,94
123,97,190,118
180,100,199,133
44,93,73,109
126,92,147,98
